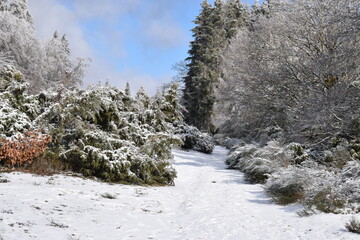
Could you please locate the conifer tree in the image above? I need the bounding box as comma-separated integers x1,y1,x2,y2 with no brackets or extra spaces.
45,31,72,87
125,82,131,96
224,0,247,39
9,0,34,25
136,87,151,110
182,0,246,132
161,83,184,123
0,0,8,11
183,0,218,132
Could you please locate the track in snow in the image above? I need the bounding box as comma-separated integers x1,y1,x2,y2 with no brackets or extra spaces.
0,146,358,240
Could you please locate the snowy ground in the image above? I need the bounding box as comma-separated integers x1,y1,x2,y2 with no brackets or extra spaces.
0,146,359,240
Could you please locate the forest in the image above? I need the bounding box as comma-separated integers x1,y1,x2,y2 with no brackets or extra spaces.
183,0,360,217
0,0,214,185
0,0,360,228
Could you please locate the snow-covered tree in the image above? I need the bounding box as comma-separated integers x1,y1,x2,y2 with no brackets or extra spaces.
0,1,46,93
182,0,247,132
219,0,360,144
44,32,86,89
136,87,151,110
9,0,33,25
0,0,87,93
160,82,184,123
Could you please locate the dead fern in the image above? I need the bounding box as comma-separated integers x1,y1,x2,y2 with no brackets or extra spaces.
0,130,52,167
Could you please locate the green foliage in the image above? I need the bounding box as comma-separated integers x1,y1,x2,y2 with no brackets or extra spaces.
33,85,182,185
289,143,308,165
0,65,40,137
182,0,247,132
174,122,214,154
141,134,183,161
307,189,345,213
266,182,304,205
0,66,188,185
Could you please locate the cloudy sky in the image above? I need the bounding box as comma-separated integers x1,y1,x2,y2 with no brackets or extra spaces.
28,0,258,95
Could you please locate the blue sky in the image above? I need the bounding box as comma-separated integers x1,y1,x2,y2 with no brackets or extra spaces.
28,0,259,95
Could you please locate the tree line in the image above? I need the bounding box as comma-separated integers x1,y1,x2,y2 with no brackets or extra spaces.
0,0,87,93
182,0,360,147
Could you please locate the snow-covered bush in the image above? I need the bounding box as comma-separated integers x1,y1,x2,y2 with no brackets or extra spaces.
227,140,360,213
174,122,214,154
213,134,242,149
265,165,336,206
0,66,186,185
0,65,39,137
346,217,360,234
226,141,296,183
265,168,307,205
265,160,360,214
33,85,180,185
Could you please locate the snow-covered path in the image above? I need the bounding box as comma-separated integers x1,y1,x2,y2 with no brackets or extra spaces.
0,146,358,240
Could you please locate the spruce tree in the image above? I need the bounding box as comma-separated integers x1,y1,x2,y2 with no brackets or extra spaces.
45,31,73,87
125,82,131,96
224,0,247,39
161,83,184,123
9,0,34,25
183,0,218,132
0,0,8,11
182,0,246,133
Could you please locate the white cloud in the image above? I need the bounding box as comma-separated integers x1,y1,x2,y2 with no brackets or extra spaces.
136,0,187,50
144,19,187,49
28,0,91,58
72,0,139,20
84,58,168,96
28,0,185,95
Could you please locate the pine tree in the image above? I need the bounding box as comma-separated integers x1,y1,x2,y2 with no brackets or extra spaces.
45,31,72,87
0,0,8,11
9,0,34,25
125,82,131,96
136,87,150,110
182,0,246,133
224,0,247,39
183,0,217,132
161,83,184,123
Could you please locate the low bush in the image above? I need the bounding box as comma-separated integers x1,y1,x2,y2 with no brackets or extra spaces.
307,188,345,213
174,122,214,154
227,139,360,213
0,130,52,167
346,217,360,234
213,134,241,149
225,141,294,183
265,161,360,214
265,167,309,204
26,152,70,176
0,66,183,185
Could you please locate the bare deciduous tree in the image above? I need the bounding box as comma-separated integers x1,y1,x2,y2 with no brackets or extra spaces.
218,0,360,144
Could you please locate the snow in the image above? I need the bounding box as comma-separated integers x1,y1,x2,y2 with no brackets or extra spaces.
0,146,359,240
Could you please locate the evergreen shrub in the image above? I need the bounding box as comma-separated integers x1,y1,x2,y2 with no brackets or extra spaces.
174,122,214,154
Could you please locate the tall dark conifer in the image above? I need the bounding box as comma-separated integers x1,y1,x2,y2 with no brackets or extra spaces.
183,0,213,131
224,0,248,39
182,0,246,132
